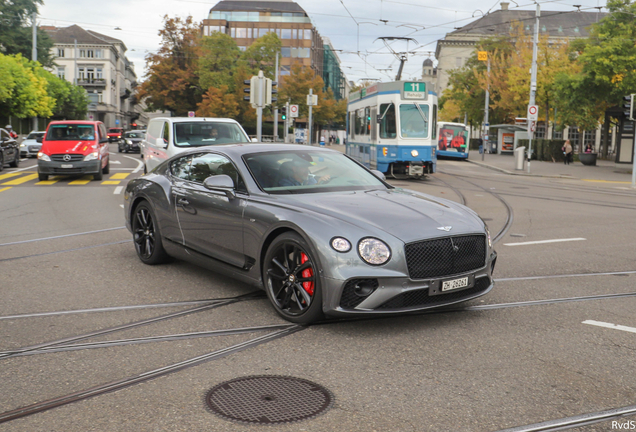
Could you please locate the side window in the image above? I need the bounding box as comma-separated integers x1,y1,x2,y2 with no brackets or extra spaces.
162,122,170,146
1,129,9,140
170,155,192,180
146,121,163,145
99,124,107,140
190,153,247,192
432,105,438,140
379,103,396,139
364,107,370,136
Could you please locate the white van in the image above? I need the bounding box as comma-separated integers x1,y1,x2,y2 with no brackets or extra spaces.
141,117,251,173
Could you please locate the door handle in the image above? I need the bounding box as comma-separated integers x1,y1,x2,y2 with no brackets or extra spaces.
177,198,190,206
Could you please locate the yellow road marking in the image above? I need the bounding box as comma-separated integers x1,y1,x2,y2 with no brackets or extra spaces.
583,179,631,184
109,173,130,180
69,176,93,185
2,174,39,185
36,180,59,185
0,172,23,181
102,181,121,185
0,187,12,193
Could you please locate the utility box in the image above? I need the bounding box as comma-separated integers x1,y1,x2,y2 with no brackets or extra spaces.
514,146,526,170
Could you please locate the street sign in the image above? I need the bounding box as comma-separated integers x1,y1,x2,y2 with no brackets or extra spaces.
188,111,195,118
115,119,120,125
478,51,488,61
307,95,318,106
529,121,536,133
527,105,539,121
290,104,299,117
403,82,426,99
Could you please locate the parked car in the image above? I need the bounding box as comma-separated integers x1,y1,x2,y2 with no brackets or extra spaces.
119,130,145,153
141,117,251,174
107,127,124,142
0,127,20,171
124,144,497,323
37,121,110,181
19,131,46,158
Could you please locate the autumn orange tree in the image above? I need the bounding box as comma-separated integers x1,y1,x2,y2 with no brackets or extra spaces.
137,16,202,116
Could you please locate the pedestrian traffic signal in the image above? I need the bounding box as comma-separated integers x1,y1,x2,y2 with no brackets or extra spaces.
623,94,635,120
281,107,287,120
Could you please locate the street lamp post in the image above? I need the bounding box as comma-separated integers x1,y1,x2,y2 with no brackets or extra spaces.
527,2,540,173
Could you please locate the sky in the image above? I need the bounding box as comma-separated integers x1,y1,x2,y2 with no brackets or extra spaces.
38,0,607,84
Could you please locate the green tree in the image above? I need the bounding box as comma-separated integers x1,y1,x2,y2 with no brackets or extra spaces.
0,53,53,118
138,16,202,116
198,32,241,91
239,32,282,79
0,0,54,67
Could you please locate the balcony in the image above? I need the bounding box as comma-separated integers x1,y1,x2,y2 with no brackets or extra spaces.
77,78,107,89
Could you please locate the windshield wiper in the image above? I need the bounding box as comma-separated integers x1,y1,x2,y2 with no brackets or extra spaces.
414,103,428,124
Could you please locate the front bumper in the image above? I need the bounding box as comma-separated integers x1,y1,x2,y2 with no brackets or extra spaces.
322,251,497,317
38,159,102,175
20,146,41,157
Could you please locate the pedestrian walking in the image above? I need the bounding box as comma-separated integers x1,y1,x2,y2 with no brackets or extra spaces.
562,139,573,165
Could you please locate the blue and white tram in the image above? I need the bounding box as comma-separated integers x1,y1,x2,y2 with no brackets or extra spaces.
346,80,438,178
437,121,470,159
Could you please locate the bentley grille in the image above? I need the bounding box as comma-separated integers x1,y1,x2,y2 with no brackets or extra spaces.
405,235,487,279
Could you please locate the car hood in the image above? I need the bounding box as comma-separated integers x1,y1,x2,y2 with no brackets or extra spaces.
22,140,41,146
125,138,143,143
42,141,98,155
280,188,484,243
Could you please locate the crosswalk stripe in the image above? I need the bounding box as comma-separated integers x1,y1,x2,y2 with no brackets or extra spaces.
69,176,93,185
0,173,22,181
2,174,39,185
102,181,120,185
0,187,11,193
36,180,59,185
109,173,130,180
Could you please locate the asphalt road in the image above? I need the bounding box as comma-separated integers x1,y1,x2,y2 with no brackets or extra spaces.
1,147,635,432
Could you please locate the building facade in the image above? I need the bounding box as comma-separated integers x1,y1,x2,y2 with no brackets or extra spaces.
43,25,138,129
202,0,345,98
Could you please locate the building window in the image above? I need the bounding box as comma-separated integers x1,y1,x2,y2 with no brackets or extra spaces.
281,47,291,57
94,49,102,58
57,67,65,79
96,68,103,79
569,126,580,150
304,29,312,40
258,28,269,37
292,29,298,39
281,28,292,39
236,28,247,38
247,28,253,38
238,46,247,51
57,48,65,57
583,130,595,147
78,67,86,80
231,27,236,37
80,49,96,58
535,121,546,139
280,65,291,76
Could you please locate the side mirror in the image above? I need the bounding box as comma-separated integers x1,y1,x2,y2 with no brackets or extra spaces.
100,138,109,144
155,137,168,149
36,137,43,143
370,169,386,181
203,174,236,199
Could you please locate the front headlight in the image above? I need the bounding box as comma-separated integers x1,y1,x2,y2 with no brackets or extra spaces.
37,152,50,161
20,143,26,147
84,151,100,161
126,139,133,145
358,238,391,265
485,225,492,248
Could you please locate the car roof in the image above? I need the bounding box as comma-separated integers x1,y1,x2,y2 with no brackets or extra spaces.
150,117,240,124
175,143,341,160
48,120,101,126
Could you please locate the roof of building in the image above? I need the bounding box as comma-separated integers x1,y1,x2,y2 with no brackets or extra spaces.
210,0,306,14
43,25,126,50
422,58,434,67
449,9,607,39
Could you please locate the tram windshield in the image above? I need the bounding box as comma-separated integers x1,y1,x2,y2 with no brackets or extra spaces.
400,103,429,138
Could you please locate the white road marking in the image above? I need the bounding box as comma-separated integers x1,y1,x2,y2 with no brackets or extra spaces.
123,155,144,173
120,204,124,208
110,160,122,164
503,238,586,247
114,186,124,195
583,320,636,335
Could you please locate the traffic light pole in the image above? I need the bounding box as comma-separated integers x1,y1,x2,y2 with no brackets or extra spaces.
308,88,313,145
257,70,264,142
285,101,289,143
527,2,540,174
273,53,279,142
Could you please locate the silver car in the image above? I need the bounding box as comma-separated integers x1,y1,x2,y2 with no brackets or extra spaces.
124,144,497,323
20,131,46,158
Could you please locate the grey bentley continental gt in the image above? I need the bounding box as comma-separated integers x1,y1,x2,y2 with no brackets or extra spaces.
124,144,497,323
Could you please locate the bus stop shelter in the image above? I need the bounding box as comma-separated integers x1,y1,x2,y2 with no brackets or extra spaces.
490,124,529,154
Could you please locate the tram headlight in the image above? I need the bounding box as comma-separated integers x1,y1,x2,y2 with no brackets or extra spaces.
411,149,419,157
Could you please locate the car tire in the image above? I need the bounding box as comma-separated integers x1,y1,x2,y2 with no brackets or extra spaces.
262,232,324,324
132,201,170,265
118,146,122,153
143,163,147,174
103,158,110,174
9,151,19,168
38,172,48,181
93,167,103,181
0,153,4,172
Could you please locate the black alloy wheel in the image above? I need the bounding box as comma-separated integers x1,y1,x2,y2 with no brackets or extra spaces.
132,202,169,265
263,232,323,324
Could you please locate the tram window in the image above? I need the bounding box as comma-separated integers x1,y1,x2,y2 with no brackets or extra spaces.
349,113,355,138
355,110,364,135
400,104,429,138
364,107,370,135
379,103,397,139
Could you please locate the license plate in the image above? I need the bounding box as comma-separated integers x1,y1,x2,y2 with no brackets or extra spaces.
61,164,73,168
409,165,424,175
442,277,468,292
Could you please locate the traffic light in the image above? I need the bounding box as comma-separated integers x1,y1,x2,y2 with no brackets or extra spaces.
281,107,287,120
265,79,277,106
243,79,253,103
623,94,635,120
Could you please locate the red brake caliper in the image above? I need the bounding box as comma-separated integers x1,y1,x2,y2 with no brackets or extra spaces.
300,253,314,296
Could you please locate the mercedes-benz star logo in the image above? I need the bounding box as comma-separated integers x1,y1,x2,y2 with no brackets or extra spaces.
437,226,452,232
63,154,72,162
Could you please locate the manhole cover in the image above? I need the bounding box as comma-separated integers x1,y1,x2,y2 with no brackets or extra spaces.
205,375,334,424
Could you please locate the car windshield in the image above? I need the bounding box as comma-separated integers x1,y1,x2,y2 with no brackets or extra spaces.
125,132,143,139
46,125,95,140
27,132,45,140
243,150,388,194
173,122,249,147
